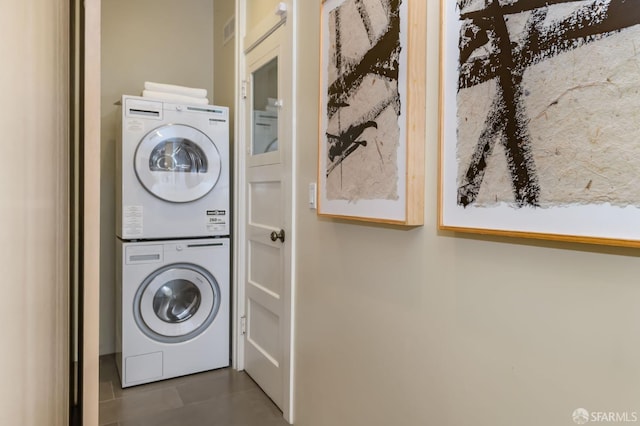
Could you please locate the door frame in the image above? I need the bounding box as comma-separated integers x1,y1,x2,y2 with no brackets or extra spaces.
83,0,101,424
233,0,296,423
82,1,297,424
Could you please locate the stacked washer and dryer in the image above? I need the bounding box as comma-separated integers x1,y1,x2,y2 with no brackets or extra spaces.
115,95,230,388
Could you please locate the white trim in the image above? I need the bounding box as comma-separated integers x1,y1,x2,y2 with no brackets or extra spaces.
280,4,296,422
232,0,247,372
235,1,296,423
287,2,297,420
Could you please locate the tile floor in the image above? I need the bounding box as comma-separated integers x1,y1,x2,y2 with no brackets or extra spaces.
99,354,289,426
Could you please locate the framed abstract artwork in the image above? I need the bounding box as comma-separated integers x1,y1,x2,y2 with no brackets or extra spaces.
439,0,640,247
318,0,425,225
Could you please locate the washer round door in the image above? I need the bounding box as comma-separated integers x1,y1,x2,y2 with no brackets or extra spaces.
135,124,222,203
134,263,221,343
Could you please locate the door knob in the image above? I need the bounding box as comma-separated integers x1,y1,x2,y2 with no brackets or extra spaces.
270,229,285,243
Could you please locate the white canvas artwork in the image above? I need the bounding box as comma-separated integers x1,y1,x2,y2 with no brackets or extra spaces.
319,0,426,225
441,0,640,245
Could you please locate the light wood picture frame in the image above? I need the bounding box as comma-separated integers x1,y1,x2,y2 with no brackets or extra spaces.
318,0,425,226
439,0,640,247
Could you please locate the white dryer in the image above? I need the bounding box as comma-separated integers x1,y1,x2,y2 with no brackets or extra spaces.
116,95,229,240
115,238,230,387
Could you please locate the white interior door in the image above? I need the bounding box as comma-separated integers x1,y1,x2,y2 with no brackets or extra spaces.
241,12,294,422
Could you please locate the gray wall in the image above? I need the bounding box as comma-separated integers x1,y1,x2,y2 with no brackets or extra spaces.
292,2,640,425
100,0,215,355
213,0,236,112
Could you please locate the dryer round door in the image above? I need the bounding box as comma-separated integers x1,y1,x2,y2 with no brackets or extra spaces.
133,263,221,343
134,124,222,203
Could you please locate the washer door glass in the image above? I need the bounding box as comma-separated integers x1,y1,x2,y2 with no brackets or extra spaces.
134,263,221,343
135,124,222,203
153,279,201,323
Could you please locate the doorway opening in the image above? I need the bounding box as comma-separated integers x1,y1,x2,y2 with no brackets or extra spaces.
80,1,297,424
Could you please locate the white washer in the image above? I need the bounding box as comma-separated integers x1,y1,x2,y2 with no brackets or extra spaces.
115,238,230,387
116,95,229,240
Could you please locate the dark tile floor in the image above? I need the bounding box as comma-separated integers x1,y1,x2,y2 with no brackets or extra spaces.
99,354,289,426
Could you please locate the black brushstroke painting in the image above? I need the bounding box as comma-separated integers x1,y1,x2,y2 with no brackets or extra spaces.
326,0,402,185
456,0,640,208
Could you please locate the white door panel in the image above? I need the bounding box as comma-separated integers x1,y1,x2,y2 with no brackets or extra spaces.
249,166,282,228
242,18,292,419
247,294,281,362
248,240,283,297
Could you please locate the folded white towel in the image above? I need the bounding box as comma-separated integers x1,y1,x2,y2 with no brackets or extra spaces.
142,90,209,105
144,82,208,99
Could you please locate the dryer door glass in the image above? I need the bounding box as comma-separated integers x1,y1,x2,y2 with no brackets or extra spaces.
134,263,221,343
149,139,208,173
135,124,222,203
